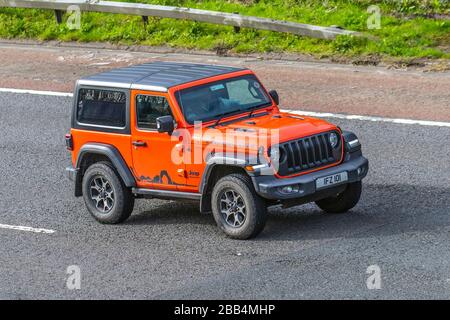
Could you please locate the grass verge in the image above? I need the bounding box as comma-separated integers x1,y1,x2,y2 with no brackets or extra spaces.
0,0,449,63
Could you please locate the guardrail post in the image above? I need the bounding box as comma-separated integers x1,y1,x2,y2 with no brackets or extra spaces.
233,12,240,33
142,16,148,27
54,9,63,24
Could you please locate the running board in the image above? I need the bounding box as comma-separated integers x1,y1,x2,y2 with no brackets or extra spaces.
132,188,201,201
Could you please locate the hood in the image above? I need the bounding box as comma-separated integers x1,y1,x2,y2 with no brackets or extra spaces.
190,110,339,155
218,111,338,144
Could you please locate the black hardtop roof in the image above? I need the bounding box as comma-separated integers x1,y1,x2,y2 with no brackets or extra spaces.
79,61,247,91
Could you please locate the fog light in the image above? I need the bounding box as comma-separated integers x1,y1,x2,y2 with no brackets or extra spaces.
357,167,365,176
279,185,300,194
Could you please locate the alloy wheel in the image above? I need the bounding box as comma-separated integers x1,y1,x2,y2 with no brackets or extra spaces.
89,175,115,213
219,189,247,228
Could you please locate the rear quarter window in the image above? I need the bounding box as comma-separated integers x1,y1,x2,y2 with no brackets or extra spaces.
77,88,126,128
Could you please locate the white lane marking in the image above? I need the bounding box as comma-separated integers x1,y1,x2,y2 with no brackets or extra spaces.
283,109,450,128
0,223,56,234
0,87,449,128
0,87,73,97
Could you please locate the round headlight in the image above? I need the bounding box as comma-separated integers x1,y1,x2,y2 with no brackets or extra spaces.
270,147,280,162
329,132,339,148
269,147,286,163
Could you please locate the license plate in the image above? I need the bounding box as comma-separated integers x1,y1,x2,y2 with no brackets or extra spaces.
316,172,348,189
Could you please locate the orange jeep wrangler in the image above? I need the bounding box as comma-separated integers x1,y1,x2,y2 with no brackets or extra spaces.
66,62,368,239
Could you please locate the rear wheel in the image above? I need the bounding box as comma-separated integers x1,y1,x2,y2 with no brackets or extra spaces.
211,173,267,240
315,181,362,214
82,161,134,224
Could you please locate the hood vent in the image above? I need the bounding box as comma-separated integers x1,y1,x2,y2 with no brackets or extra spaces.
235,128,256,132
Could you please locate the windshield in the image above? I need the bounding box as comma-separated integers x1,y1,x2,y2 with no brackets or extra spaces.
175,74,272,124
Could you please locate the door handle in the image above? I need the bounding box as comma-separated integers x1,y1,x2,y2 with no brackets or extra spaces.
132,141,147,147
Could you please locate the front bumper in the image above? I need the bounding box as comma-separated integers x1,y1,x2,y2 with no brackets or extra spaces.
252,154,368,200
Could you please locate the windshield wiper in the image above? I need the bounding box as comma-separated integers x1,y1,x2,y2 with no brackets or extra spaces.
212,103,271,127
213,110,242,127
248,106,259,118
247,103,271,118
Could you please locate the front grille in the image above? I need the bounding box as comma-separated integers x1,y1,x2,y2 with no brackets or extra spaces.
276,131,342,176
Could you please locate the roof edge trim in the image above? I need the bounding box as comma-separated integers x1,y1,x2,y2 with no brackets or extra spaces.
77,80,131,89
130,84,168,92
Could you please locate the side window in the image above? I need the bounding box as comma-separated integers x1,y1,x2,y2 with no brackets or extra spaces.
77,88,126,127
136,95,172,130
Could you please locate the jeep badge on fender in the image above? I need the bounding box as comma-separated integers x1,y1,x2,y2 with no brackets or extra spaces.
65,62,368,239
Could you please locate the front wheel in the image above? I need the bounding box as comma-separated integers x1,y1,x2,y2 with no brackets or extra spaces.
211,174,267,240
315,181,362,214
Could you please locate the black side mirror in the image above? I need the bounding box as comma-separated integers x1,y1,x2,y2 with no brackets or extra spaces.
269,90,279,105
156,115,174,134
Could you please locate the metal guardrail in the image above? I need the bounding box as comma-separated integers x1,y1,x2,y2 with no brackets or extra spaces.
0,0,360,40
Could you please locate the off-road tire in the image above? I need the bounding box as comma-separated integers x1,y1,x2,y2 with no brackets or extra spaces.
211,173,267,240
82,161,134,224
315,181,362,214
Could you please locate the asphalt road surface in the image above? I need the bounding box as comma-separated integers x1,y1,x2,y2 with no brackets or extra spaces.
1,41,449,122
0,92,449,299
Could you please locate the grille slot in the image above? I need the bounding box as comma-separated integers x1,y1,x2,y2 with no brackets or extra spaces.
277,132,341,176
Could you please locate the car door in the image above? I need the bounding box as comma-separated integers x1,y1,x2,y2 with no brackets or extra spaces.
130,90,186,190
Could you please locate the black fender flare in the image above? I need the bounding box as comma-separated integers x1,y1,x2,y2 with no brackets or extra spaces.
199,153,257,213
342,130,362,152
74,143,136,196
199,153,255,193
